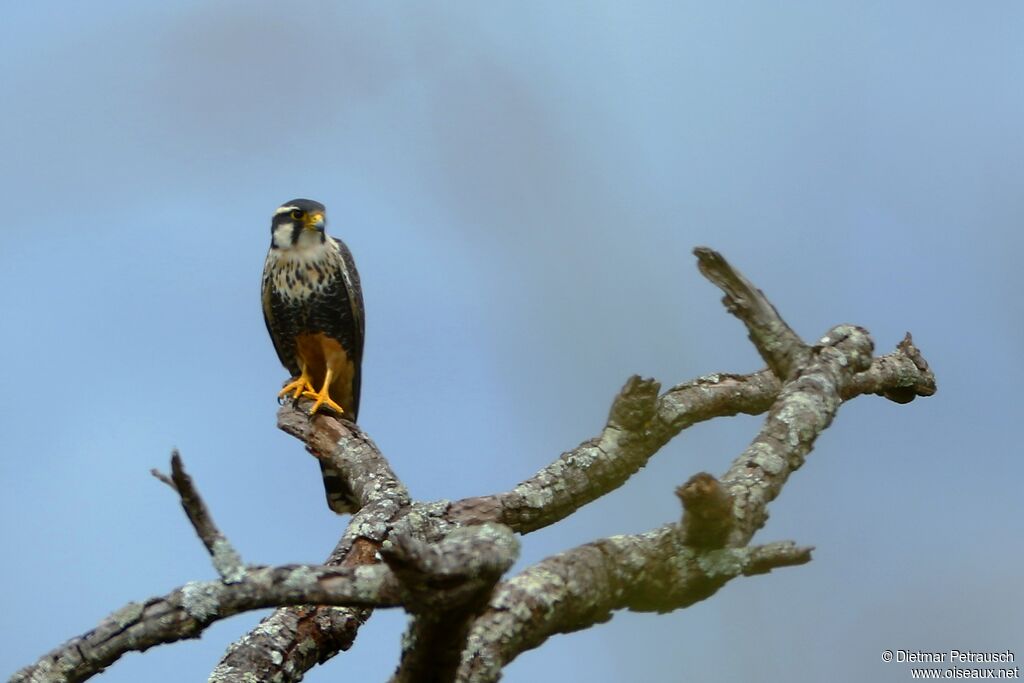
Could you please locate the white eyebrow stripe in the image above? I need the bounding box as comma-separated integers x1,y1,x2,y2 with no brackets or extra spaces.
274,205,299,215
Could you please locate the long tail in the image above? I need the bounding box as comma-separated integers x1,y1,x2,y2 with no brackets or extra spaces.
320,460,357,514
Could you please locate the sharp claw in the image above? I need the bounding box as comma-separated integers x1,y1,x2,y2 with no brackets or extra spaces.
281,368,343,416
300,389,344,416
279,370,317,403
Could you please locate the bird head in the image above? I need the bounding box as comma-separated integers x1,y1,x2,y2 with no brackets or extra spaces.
270,198,327,250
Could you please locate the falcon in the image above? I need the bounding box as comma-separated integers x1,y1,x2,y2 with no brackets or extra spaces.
262,199,364,512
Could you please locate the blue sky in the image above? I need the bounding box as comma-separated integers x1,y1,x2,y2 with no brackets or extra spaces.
2,3,1022,682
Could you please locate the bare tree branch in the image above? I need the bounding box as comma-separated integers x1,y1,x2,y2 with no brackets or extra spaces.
848,332,935,403
386,524,519,683
449,338,935,534
13,248,937,683
452,252,934,679
720,324,873,546
208,599,369,683
13,446,411,683
21,563,408,680
209,411,411,683
209,491,507,683
448,375,665,533
13,453,516,683
276,410,408,512
220,316,929,682
219,248,934,681
677,472,735,548
151,451,245,583
694,246,809,379
456,530,812,683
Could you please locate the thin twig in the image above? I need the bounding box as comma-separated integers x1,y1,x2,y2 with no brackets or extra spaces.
694,246,809,379
152,451,245,584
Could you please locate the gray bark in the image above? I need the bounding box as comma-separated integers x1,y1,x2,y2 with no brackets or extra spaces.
11,248,936,683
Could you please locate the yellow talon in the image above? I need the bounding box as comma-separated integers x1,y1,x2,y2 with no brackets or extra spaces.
279,365,315,401
301,367,345,416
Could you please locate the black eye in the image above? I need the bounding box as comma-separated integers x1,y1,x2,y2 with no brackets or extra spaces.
290,209,303,220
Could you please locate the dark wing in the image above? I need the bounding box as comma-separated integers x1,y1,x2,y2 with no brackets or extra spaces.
331,236,365,420
261,253,301,376
320,237,365,514
319,461,358,514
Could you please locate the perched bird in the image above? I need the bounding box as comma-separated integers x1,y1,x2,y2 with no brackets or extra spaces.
262,198,364,512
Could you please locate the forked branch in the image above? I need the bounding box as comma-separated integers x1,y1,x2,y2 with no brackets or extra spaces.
12,248,935,683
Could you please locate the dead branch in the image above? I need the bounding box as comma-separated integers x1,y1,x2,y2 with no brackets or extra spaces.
448,337,935,534
677,472,734,548
151,451,245,583
212,251,934,683
12,449,412,683
450,250,933,680
455,531,811,682
9,563,411,683
210,414,411,683
720,324,874,546
12,247,936,683
385,524,519,683
276,410,407,513
694,246,808,378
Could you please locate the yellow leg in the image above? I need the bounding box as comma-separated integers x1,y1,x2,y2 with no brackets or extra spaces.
279,364,315,401
301,367,345,416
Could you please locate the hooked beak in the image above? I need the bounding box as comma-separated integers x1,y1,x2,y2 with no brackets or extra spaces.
304,212,325,232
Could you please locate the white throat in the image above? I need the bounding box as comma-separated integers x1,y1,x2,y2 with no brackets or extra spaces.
272,223,325,251
272,222,294,249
